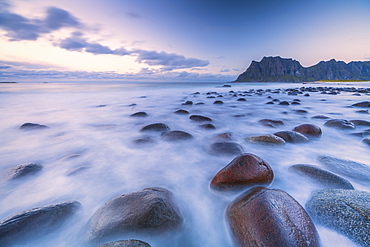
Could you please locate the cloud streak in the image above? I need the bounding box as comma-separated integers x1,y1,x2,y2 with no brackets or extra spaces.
0,4,80,41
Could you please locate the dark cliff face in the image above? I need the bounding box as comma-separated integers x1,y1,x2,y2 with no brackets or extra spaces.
235,56,370,82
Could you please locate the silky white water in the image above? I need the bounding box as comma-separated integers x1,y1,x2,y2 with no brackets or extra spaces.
0,81,369,247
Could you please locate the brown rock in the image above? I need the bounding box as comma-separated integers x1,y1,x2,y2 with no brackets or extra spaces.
210,153,273,191
209,142,244,156
293,124,322,139
227,187,320,247
245,134,285,145
174,109,189,115
140,123,170,132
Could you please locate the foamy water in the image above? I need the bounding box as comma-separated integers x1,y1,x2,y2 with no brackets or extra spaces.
0,81,369,247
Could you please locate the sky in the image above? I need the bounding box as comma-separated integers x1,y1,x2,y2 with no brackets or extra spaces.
1,0,370,82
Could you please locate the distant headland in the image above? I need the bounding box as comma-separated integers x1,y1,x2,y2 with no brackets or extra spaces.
234,56,370,82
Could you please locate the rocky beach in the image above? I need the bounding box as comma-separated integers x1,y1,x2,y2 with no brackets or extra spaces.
0,81,369,247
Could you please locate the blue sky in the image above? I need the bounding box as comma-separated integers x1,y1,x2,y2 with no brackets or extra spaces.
1,0,370,82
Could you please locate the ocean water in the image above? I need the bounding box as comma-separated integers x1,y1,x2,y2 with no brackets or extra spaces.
0,81,369,247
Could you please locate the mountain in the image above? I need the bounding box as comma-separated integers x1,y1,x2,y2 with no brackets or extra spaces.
235,56,370,82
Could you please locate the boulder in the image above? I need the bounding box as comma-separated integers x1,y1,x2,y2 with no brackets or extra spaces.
96,239,151,247
350,120,370,127
199,123,216,130
274,131,309,143
189,115,212,122
363,137,370,146
278,101,290,105
311,115,330,120
352,101,370,107
182,101,193,105
324,119,356,129
292,124,322,139
317,156,370,184
208,142,244,156
306,189,370,247
4,162,42,180
211,153,274,191
258,119,284,128
227,187,320,247
132,137,156,146
130,112,148,117
213,100,224,104
289,164,354,189
245,134,285,145
19,123,49,130
174,109,189,115
88,187,182,242
0,201,81,246
161,130,193,141
139,123,170,132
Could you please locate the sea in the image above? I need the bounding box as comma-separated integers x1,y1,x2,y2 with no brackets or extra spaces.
0,81,369,247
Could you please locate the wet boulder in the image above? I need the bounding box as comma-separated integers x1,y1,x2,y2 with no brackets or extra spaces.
211,153,274,191
130,112,148,117
278,101,290,105
363,137,370,146
189,115,212,122
311,115,330,120
88,187,182,243
208,142,244,156
324,119,356,129
0,201,81,246
174,109,189,115
245,134,285,145
140,123,170,132
289,164,354,189
293,124,322,139
350,119,370,127
200,123,216,130
306,189,370,247
213,100,224,104
228,187,320,247
182,101,193,105
258,119,284,128
132,137,156,146
317,155,370,185
96,239,151,247
274,131,309,143
161,130,193,141
352,101,370,107
4,162,42,180
19,123,49,130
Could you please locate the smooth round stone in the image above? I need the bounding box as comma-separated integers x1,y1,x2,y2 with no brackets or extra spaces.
258,119,284,128
19,123,49,130
306,189,370,247
324,119,355,129
130,112,148,117
174,109,189,115
211,153,274,191
4,162,42,180
161,130,193,141
140,123,170,132
274,131,309,143
189,115,212,122
293,124,322,139
213,100,224,104
279,101,290,105
363,137,370,146
209,142,244,156
245,134,286,145
199,123,216,130
352,101,370,107
350,119,370,127
96,239,151,247
228,187,320,247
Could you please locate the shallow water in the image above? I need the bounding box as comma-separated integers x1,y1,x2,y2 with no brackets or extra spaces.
0,81,369,246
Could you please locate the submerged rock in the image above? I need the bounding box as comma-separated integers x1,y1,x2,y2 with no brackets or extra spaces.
352,101,370,107
5,162,42,180
132,137,156,146
130,112,148,117
227,187,320,247
324,119,356,129
350,119,370,127
96,239,151,247
161,130,193,141
140,123,170,132
199,123,216,130
211,153,274,191
258,119,284,128
363,137,370,146
293,124,322,139
289,164,354,189
317,155,370,184
274,131,309,143
245,134,286,145
209,142,244,156
0,201,81,246
174,109,189,115
189,115,212,122
19,123,49,130
88,187,182,242
306,189,370,247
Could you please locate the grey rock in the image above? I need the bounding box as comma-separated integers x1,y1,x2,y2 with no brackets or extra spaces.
161,130,193,141
88,187,182,242
130,112,148,117
324,119,356,129
306,189,370,247
317,155,370,184
5,162,42,180
189,115,212,122
139,123,170,132
0,201,81,246
352,101,370,107
274,131,309,143
96,239,151,247
289,164,354,189
19,123,49,130
209,142,244,156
